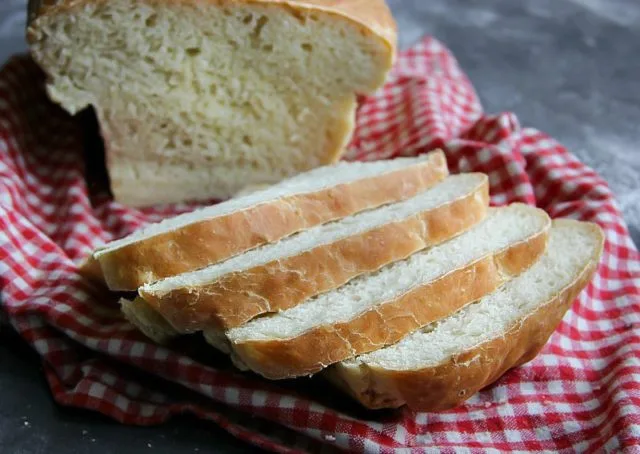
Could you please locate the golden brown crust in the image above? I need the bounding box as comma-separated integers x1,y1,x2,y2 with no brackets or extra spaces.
120,297,179,344
27,0,397,71
280,0,397,54
96,151,448,291
76,255,106,286
230,215,550,380
140,173,488,331
327,220,604,411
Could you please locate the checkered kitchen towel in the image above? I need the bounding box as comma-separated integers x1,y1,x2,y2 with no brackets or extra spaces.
1,37,639,453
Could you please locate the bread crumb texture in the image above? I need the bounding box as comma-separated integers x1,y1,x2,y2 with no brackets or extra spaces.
29,0,393,205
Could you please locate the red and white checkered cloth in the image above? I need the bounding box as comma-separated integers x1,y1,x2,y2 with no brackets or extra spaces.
1,37,639,453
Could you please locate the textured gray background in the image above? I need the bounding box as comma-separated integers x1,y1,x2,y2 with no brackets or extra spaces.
386,0,640,245
1,0,639,453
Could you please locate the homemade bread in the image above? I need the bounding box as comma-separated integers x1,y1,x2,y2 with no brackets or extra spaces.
27,0,397,207
225,204,551,379
140,173,489,331
94,151,448,291
120,297,178,345
327,220,604,411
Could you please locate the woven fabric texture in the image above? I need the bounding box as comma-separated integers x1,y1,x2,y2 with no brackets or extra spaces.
1,37,639,452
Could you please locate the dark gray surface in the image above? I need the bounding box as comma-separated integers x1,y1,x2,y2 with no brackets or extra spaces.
1,1,639,453
0,327,255,454
387,0,640,246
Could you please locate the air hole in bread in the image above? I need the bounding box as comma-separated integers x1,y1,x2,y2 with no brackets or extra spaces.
186,47,201,57
262,44,273,52
145,14,158,27
249,16,269,48
301,43,313,52
290,9,306,25
243,135,253,146
242,14,253,24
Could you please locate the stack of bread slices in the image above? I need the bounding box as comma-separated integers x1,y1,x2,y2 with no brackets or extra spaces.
88,150,603,411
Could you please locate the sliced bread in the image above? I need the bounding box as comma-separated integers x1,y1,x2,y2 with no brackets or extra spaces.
94,151,448,291
225,204,551,380
120,297,178,345
327,220,604,411
139,173,489,331
27,0,396,207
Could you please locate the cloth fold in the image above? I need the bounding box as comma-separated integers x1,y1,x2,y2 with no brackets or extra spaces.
0,37,638,452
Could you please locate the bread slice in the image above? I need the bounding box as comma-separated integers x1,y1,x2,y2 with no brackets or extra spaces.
140,173,489,331
327,220,604,411
225,204,551,380
93,151,448,291
120,297,178,345
27,0,396,207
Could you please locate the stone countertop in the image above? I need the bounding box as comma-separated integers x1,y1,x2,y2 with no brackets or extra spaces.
1,1,639,453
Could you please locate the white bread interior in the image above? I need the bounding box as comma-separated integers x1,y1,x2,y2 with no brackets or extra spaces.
27,0,396,206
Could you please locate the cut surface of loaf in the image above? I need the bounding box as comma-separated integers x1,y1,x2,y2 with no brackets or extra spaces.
328,220,604,411
140,173,489,330
226,204,551,379
27,0,396,207
93,151,447,291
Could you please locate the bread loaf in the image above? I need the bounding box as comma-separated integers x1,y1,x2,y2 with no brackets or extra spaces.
27,0,396,207
326,220,604,410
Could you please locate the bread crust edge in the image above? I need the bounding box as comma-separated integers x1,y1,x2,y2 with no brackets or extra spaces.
27,0,397,68
325,219,605,411
98,151,448,290
229,207,552,379
140,172,488,330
